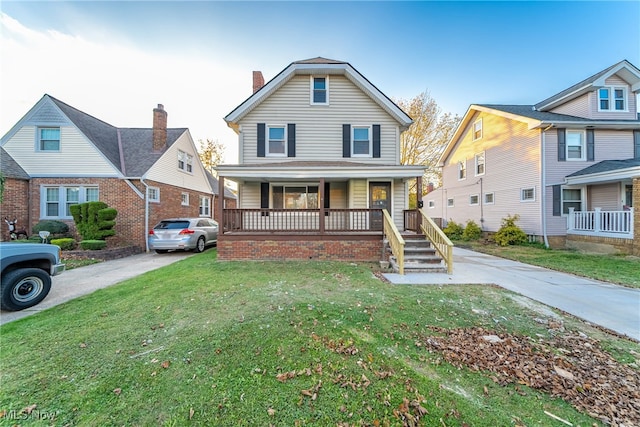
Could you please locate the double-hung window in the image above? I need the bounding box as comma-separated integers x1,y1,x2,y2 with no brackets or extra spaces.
178,150,193,172
311,76,328,104
199,196,211,217
352,126,371,157
272,185,319,209
38,128,60,151
566,130,585,160
267,125,286,156
472,119,482,140
148,186,160,203
599,87,627,111
475,152,485,175
458,160,467,180
562,188,582,214
181,192,189,206
42,185,99,218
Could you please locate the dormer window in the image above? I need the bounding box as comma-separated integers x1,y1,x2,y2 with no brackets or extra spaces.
598,87,627,111
311,76,328,105
38,127,60,151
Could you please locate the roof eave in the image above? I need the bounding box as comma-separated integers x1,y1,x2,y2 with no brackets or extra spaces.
565,166,640,185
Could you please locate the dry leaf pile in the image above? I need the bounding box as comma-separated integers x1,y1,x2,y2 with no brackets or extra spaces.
422,326,640,426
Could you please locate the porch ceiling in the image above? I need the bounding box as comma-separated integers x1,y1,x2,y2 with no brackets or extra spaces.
216,161,426,181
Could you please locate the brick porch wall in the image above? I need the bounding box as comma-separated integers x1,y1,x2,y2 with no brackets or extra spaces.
0,178,30,241
217,236,383,261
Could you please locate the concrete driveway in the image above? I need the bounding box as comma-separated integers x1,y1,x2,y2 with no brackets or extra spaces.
384,247,640,342
0,251,193,325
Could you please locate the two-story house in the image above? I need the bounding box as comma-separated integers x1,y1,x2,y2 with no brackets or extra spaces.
0,94,236,249
425,60,640,255
215,57,427,262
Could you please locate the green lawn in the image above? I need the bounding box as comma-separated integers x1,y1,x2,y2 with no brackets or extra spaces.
1,249,638,426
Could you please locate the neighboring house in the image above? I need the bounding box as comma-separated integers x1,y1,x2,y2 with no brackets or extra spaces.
426,60,640,255
0,94,236,249
216,57,426,261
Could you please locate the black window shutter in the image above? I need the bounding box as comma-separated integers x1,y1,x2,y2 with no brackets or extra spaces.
373,124,381,158
257,123,266,157
557,129,566,162
260,182,269,208
586,129,595,161
342,124,351,158
634,130,640,159
552,185,561,216
287,124,296,157
324,182,330,209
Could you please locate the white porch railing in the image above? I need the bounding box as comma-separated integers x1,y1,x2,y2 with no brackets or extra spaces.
567,207,634,238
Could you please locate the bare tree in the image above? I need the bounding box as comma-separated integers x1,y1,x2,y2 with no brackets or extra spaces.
197,138,226,174
395,91,461,195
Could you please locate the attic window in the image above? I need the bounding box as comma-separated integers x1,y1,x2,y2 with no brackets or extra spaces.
38,127,60,151
311,76,328,105
598,87,627,111
178,150,193,173
472,119,483,141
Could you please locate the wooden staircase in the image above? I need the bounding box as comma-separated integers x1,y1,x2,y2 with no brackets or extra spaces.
387,233,446,273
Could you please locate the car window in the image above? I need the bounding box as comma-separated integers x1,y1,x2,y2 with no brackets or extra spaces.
155,221,190,230
197,220,209,227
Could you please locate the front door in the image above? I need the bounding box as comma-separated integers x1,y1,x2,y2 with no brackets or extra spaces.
369,182,391,230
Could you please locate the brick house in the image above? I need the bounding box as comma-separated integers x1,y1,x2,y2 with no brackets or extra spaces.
0,94,235,249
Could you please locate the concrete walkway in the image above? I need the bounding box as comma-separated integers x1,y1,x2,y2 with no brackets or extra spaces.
0,251,193,325
384,247,640,342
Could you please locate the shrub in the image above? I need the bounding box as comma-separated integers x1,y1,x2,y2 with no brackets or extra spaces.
51,238,76,251
80,240,107,250
33,220,69,236
462,220,482,241
493,214,528,246
443,220,464,240
70,202,118,241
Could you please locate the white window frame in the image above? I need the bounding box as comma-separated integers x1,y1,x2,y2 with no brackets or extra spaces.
520,187,535,202
475,152,485,176
472,119,483,141
271,183,319,209
427,200,435,208
458,160,467,180
469,194,479,206
351,125,372,157
310,76,329,105
148,186,160,203
598,86,628,112
41,185,99,219
37,127,61,151
566,130,586,161
199,196,211,217
447,198,454,207
178,150,194,173
266,124,287,157
181,192,189,206
562,187,583,215
484,192,494,204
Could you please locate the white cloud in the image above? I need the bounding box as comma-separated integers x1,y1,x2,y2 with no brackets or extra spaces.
0,13,248,163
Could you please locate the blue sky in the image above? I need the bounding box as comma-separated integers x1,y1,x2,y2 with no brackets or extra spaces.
1,1,639,163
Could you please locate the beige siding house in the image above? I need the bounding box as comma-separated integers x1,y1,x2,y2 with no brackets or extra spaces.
426,60,640,255
0,95,235,249
216,57,426,262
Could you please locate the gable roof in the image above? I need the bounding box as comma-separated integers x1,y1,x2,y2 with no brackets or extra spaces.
205,170,237,199
224,57,413,131
0,147,29,179
535,60,640,111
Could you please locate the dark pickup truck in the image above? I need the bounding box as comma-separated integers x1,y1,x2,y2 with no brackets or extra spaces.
0,242,65,311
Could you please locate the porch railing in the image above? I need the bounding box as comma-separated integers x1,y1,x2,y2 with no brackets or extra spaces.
419,208,454,274
222,208,383,233
383,209,405,275
567,207,634,238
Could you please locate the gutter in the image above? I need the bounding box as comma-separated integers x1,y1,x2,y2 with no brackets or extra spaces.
541,124,554,248
140,178,150,253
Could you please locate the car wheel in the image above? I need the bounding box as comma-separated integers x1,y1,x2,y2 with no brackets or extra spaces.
0,268,52,311
155,249,169,254
194,236,205,253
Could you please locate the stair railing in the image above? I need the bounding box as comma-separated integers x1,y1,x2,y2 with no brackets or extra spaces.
419,208,454,274
382,209,405,275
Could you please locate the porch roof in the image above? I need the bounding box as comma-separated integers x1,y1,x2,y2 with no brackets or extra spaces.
565,158,640,185
216,161,426,181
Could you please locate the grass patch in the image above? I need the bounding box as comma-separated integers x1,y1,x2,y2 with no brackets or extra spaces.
1,250,638,426
457,241,640,288
62,257,102,270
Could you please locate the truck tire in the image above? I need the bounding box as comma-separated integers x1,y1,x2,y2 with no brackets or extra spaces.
1,268,52,311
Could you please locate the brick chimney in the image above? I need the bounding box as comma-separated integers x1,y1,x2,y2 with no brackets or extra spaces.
252,71,264,94
153,104,167,151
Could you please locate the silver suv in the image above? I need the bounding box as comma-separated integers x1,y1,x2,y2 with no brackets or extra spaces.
148,218,218,254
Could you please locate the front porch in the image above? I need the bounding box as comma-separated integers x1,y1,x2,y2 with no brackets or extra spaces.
567,208,634,239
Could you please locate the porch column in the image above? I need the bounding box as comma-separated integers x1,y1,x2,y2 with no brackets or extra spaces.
634,178,640,256
319,178,325,234
568,207,575,231
594,207,601,233
218,176,225,229
416,176,423,230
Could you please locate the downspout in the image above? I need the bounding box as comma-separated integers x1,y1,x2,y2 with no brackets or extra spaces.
141,178,150,253
541,124,554,248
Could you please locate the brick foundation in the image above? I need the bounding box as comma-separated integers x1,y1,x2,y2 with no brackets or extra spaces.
217,235,383,261
634,177,639,256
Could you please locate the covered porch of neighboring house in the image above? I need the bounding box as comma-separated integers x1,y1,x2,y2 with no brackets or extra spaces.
563,159,640,255
214,162,452,273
